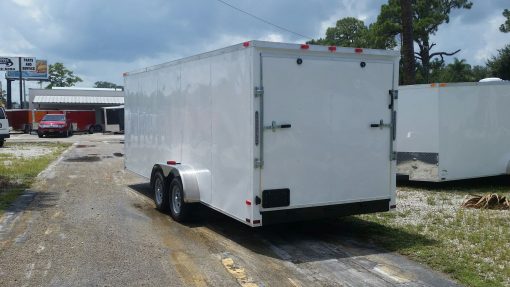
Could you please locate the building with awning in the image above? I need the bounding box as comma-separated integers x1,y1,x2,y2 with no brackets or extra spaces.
28,87,124,131
29,87,124,110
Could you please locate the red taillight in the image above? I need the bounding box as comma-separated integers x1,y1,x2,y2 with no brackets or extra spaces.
355,48,363,53
300,44,309,49
166,160,177,165
328,46,336,52
243,41,250,47
245,200,252,206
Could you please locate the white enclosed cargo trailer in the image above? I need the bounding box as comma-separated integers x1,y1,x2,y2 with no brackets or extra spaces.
124,41,399,226
397,81,510,181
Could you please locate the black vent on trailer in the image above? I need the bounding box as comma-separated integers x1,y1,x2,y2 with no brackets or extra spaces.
262,188,290,208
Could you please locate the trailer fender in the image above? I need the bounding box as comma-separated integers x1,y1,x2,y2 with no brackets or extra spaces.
151,163,200,203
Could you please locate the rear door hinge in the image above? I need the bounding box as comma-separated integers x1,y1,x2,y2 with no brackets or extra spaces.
254,86,264,97
254,158,263,168
389,89,398,109
391,151,397,161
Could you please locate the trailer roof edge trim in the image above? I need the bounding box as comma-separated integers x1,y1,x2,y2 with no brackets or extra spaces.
125,40,401,76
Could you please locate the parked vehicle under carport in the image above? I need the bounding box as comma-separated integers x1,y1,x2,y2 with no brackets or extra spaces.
37,114,73,138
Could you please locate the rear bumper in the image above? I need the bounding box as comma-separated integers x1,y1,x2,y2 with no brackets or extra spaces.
38,128,66,134
261,199,391,225
0,133,10,139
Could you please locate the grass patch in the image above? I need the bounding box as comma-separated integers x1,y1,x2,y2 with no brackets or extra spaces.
345,179,510,287
0,142,70,215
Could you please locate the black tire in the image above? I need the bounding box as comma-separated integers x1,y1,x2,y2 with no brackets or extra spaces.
23,124,31,134
94,124,103,133
0,139,4,147
38,132,43,138
153,171,169,211
169,178,189,222
88,126,94,134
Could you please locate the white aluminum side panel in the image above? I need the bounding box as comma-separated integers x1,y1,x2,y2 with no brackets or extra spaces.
438,83,510,180
209,49,254,222
260,53,395,209
396,86,439,153
180,58,214,204
124,64,183,179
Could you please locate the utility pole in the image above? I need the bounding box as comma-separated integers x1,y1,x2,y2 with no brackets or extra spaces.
7,79,12,109
18,57,23,109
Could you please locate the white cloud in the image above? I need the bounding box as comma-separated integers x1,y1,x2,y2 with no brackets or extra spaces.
260,33,284,43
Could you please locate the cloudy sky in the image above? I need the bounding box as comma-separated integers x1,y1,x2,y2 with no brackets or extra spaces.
1,0,509,102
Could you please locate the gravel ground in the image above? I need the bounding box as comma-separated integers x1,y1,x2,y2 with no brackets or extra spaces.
358,181,510,287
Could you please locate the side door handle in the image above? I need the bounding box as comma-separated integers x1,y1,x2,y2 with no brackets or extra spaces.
265,121,292,132
370,119,391,129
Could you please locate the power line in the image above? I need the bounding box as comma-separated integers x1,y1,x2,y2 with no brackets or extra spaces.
214,0,313,40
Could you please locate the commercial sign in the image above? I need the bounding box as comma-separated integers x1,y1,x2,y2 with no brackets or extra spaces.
0,57,36,71
5,59,48,80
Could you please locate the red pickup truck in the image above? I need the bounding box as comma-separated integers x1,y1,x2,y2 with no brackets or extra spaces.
37,114,73,138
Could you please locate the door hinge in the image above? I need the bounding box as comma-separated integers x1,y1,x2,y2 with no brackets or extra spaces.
391,151,397,161
254,158,263,168
254,86,264,97
389,89,398,109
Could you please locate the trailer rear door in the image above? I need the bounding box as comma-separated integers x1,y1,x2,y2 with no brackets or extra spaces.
260,54,395,209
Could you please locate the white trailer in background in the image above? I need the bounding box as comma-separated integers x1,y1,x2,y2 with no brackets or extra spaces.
124,41,399,226
397,81,510,182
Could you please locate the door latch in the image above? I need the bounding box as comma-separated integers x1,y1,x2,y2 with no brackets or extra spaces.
370,119,391,129
265,121,291,132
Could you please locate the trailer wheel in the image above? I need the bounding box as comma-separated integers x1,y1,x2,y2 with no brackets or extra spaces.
153,171,169,211
88,126,94,134
169,178,189,222
0,139,4,147
94,124,103,133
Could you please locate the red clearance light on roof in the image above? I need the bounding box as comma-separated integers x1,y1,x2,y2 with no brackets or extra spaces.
328,46,336,52
355,48,363,53
123,72,128,77
167,160,177,165
300,44,310,49
245,200,252,206
243,41,250,47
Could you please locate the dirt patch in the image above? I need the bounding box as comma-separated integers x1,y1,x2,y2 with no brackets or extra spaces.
113,152,123,157
76,145,96,148
64,156,101,162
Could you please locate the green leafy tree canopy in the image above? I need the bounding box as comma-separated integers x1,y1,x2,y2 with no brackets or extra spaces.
487,45,510,80
375,0,472,82
500,9,510,33
308,17,396,49
94,81,123,90
46,63,83,89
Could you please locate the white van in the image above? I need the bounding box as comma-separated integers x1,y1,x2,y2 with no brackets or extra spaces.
0,107,9,147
